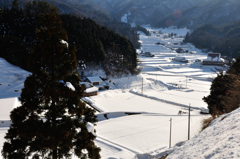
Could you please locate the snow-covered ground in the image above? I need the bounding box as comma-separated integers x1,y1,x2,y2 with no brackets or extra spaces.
167,108,240,159
0,58,30,158
89,27,220,158
0,27,226,159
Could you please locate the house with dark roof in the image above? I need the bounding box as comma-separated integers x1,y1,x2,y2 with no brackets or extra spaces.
202,53,224,65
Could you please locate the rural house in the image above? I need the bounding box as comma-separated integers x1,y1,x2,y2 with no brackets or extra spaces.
202,53,224,65
80,82,98,97
86,76,106,90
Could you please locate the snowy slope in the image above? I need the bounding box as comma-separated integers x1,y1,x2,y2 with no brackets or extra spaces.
0,58,29,121
0,58,30,154
0,58,30,99
167,107,240,159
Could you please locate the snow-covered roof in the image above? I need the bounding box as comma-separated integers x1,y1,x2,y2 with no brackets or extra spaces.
85,86,98,93
60,39,68,48
65,82,75,91
87,77,103,83
204,53,223,62
86,122,96,136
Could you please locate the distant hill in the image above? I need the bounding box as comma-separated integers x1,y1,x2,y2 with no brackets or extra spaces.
155,0,240,29
0,0,108,16
85,0,207,26
0,0,207,26
185,21,240,58
3,0,240,29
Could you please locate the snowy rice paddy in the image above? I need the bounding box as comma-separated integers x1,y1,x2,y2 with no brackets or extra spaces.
0,27,222,159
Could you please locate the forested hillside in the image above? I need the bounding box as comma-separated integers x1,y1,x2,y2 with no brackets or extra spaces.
184,21,240,58
82,0,206,26
0,0,142,49
154,0,240,29
0,0,138,76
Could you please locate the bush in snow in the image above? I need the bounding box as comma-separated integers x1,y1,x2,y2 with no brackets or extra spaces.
201,117,215,131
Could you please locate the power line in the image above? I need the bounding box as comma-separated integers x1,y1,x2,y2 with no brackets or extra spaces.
98,118,189,138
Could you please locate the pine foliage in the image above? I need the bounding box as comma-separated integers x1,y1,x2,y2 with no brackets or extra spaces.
203,57,240,117
1,6,100,159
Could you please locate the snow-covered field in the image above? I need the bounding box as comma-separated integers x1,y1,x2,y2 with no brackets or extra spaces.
90,27,218,158
0,27,226,159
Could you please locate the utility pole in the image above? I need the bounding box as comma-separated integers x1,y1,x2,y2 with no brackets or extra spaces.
169,118,172,148
188,103,190,140
141,77,143,94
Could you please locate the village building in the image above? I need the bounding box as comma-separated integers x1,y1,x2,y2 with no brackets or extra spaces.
175,48,185,53
86,76,106,90
80,82,98,97
202,53,224,65
83,86,98,97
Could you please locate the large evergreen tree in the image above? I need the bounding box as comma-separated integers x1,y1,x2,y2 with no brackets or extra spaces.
1,6,100,159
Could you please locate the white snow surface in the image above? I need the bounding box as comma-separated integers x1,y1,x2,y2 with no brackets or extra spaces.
121,13,128,23
66,82,75,91
167,108,240,159
85,86,98,93
0,27,233,159
87,122,96,136
60,39,68,47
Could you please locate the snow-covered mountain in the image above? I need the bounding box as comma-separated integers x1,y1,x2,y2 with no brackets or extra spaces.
86,0,208,25
1,0,208,25
155,0,240,29
0,0,109,18
3,0,239,28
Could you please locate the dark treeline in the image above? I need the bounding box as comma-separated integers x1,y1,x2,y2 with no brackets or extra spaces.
184,22,240,58
0,0,139,76
60,14,138,75
0,0,142,49
100,20,143,49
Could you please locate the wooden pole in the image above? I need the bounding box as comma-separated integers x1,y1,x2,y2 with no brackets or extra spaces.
188,103,190,140
169,118,172,148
